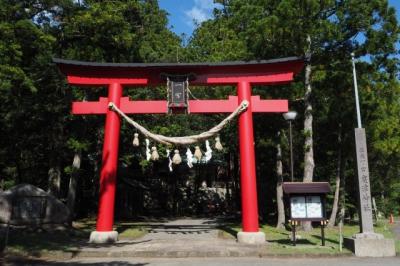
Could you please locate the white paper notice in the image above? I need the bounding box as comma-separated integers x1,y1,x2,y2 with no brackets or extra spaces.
306,196,323,218
290,196,306,218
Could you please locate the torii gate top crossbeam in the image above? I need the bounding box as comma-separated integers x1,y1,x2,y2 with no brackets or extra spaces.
53,57,304,86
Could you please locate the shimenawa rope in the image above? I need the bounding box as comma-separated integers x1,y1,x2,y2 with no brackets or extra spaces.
108,100,248,146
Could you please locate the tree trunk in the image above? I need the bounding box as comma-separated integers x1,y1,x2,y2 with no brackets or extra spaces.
339,157,347,227
15,156,23,184
328,124,343,227
276,131,285,228
302,35,314,231
229,151,240,211
47,122,64,198
48,164,61,197
92,127,103,200
67,151,82,223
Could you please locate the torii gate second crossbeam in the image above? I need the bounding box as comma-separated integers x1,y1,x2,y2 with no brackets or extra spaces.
54,57,304,244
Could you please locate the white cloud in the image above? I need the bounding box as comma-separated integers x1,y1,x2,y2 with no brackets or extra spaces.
184,0,221,28
185,7,209,24
195,0,215,11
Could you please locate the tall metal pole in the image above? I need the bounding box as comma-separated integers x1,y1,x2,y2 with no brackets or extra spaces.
289,120,294,182
351,53,362,128
283,111,297,181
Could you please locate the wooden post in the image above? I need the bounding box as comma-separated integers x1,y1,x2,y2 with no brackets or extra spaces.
291,220,297,246
321,220,326,246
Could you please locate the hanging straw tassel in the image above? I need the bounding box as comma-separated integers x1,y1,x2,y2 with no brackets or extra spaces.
215,136,223,151
132,133,139,147
151,146,159,161
194,146,203,162
172,149,182,165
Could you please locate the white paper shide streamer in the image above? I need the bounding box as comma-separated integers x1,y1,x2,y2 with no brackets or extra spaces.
166,149,173,172
145,138,151,161
186,147,194,168
205,140,212,162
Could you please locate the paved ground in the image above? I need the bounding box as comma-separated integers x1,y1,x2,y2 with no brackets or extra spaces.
4,257,400,266
142,218,219,240
72,218,266,257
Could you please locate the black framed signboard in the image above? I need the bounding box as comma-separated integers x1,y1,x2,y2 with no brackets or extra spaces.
283,182,330,246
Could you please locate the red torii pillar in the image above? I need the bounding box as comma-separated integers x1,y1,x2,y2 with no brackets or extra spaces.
54,57,304,244
97,83,122,233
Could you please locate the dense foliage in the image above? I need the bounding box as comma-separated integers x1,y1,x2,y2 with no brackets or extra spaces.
0,0,399,221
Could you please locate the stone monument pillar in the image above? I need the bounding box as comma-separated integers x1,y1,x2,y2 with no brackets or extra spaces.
344,128,395,257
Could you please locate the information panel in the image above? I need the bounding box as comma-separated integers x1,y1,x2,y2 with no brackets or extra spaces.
290,196,306,218
290,195,323,219
306,196,323,218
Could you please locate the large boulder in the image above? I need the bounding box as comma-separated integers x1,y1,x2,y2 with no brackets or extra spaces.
0,184,70,226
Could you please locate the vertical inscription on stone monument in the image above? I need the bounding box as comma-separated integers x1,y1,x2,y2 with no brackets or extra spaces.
355,128,374,233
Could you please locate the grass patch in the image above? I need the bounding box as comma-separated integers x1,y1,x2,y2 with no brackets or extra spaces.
395,239,400,253
261,224,349,255
118,225,147,239
4,228,89,257
218,218,398,255
217,229,236,239
387,217,400,253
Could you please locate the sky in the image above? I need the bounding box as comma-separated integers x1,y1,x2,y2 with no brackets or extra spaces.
159,0,222,37
159,0,400,37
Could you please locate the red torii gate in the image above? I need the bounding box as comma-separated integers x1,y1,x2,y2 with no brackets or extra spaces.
54,57,303,244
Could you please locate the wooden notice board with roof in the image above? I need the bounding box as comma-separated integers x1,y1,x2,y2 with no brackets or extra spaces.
283,182,331,246
283,182,330,221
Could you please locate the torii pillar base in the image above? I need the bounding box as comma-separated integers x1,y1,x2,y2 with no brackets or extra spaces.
89,231,119,244
237,232,266,245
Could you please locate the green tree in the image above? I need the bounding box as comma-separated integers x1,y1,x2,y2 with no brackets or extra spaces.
189,0,399,225
0,0,65,190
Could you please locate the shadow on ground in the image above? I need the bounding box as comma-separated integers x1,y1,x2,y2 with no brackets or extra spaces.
3,216,240,258
5,258,148,266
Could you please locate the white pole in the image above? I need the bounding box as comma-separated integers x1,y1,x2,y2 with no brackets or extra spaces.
289,120,294,182
351,52,362,128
